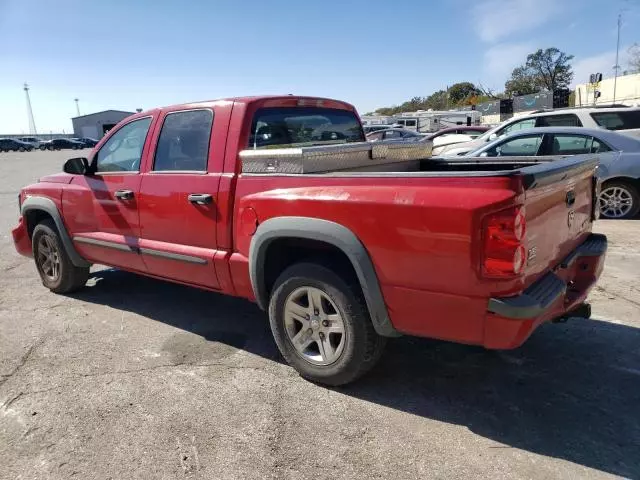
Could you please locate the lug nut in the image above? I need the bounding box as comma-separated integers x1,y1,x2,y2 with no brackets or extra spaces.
319,332,325,340
305,314,310,320
314,309,319,315
307,328,313,335
322,320,329,327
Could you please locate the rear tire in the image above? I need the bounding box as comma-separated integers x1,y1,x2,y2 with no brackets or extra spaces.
268,262,386,386
599,181,640,219
32,220,89,293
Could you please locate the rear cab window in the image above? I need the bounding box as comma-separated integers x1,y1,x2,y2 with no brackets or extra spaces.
590,111,640,131
248,107,365,149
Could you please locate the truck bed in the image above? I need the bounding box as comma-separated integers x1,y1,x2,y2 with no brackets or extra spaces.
240,140,595,191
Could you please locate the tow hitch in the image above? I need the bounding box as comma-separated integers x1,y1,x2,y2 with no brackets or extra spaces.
552,303,592,323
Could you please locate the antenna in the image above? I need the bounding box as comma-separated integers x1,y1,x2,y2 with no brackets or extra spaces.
23,83,37,135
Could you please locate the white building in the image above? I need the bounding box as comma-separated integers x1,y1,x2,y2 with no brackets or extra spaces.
575,72,640,107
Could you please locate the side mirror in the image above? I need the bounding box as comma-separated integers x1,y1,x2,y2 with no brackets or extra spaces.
488,133,498,141
63,157,90,175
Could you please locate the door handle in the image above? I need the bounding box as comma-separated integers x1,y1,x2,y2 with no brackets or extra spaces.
114,190,134,200
188,193,213,205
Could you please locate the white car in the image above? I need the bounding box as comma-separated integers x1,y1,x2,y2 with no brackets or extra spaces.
440,106,640,157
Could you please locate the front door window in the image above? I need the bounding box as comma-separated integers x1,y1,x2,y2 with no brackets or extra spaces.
95,117,152,173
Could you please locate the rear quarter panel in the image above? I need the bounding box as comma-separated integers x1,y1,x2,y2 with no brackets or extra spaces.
233,175,520,342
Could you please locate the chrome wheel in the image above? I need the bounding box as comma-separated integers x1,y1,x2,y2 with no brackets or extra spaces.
36,235,61,281
599,186,634,219
283,286,346,366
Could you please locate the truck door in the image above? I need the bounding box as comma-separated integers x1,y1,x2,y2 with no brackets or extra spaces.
137,107,228,289
66,116,154,273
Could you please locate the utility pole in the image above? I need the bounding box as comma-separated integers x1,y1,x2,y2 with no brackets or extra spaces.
23,83,37,135
74,98,81,117
613,13,621,104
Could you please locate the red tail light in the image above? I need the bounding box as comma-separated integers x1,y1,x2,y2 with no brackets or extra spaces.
483,206,527,278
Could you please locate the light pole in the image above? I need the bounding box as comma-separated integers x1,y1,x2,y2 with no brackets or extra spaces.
613,13,621,104
23,83,37,135
74,98,81,117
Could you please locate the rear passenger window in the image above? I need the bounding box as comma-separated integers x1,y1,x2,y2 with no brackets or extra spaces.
591,111,640,130
536,114,582,127
550,134,592,154
153,110,213,171
550,134,612,155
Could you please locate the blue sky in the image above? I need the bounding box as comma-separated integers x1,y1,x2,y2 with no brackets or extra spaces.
0,0,638,133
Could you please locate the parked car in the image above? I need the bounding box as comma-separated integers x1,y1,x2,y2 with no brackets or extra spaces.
17,136,44,149
42,138,86,150
72,137,99,147
363,124,400,134
366,128,425,142
426,126,490,155
0,138,34,152
425,126,489,140
440,106,640,156
462,126,640,219
12,95,606,386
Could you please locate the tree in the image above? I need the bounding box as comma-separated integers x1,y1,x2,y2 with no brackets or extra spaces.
447,82,481,105
424,90,448,110
629,44,640,71
505,47,574,95
476,84,503,99
504,66,539,96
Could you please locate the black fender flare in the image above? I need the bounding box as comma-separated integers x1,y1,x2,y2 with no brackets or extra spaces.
21,196,91,268
249,216,399,337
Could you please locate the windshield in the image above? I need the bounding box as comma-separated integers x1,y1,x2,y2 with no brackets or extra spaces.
248,107,365,149
474,124,502,141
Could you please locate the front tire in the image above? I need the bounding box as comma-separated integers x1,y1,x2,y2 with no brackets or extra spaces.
32,219,89,293
268,263,386,386
599,181,640,219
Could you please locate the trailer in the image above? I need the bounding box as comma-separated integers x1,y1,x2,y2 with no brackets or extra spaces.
393,110,482,133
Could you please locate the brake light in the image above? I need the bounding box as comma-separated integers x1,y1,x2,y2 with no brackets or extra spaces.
483,206,527,278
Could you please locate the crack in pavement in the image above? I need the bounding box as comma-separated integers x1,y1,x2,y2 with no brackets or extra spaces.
75,361,269,379
597,285,640,309
1,361,273,408
0,338,44,389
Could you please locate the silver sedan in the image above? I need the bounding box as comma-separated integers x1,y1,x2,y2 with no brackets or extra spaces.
462,126,640,219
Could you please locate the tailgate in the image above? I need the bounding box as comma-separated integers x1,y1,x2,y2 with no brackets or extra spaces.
519,156,599,287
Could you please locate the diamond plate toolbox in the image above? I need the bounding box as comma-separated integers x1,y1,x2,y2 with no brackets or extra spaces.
239,141,433,174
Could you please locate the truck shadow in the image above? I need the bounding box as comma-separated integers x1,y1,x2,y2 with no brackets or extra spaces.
74,268,640,479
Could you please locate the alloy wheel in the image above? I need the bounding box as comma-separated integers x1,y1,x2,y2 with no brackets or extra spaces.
283,286,347,366
37,234,61,281
599,186,634,219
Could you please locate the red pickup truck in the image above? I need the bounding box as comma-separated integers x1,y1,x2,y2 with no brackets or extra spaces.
12,95,607,385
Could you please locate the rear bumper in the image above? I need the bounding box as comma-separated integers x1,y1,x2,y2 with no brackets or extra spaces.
484,233,607,349
12,216,33,258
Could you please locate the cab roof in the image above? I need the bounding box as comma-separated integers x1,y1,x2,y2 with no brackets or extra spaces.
130,95,357,119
